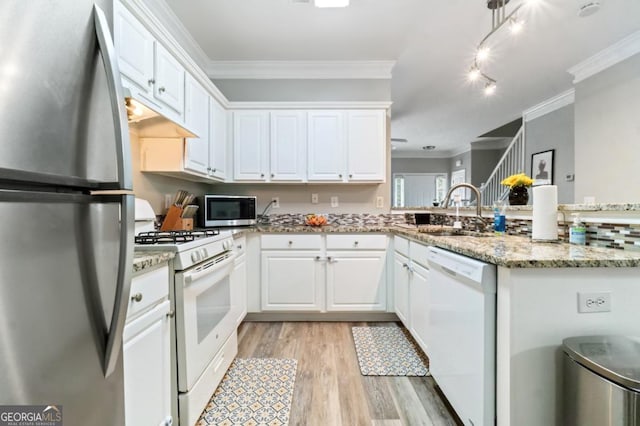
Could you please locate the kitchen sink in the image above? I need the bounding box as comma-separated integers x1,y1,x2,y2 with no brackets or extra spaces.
419,229,494,238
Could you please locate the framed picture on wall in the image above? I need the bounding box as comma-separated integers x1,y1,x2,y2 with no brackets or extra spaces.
531,149,554,186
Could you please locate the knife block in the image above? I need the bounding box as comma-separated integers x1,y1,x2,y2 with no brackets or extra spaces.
160,206,194,231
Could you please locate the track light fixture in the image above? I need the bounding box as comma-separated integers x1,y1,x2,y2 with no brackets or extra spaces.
469,0,540,96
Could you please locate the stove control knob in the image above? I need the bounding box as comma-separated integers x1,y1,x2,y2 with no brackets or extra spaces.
223,239,233,251
201,248,208,258
191,252,201,263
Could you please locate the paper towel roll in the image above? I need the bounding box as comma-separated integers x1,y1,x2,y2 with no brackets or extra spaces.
532,185,558,241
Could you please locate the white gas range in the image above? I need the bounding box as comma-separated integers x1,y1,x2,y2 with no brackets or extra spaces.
134,203,239,426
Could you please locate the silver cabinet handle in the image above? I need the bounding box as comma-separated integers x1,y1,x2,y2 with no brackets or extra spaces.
148,78,155,86
402,263,409,269
327,256,337,263
212,168,217,172
237,245,243,250
166,309,175,318
288,241,293,245
339,174,343,179
131,292,143,302
354,241,359,246
94,5,132,190
261,173,265,178
349,174,353,178
158,86,166,93
207,167,211,171
271,173,274,178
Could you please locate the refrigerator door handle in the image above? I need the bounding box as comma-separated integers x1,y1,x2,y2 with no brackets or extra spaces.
94,5,133,191
103,195,135,377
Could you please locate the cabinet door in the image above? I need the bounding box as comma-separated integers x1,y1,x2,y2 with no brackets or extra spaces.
261,251,324,311
347,110,386,181
209,98,227,180
233,111,269,181
409,263,430,354
154,43,185,115
123,300,172,426
270,111,307,181
326,251,387,311
183,75,209,174
231,255,247,326
113,3,154,95
393,252,410,326
307,111,346,181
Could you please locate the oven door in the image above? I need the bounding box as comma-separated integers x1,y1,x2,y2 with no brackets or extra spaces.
175,251,236,392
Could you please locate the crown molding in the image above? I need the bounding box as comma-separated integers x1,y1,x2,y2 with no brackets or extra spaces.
228,101,392,110
206,60,396,80
522,89,575,122
568,30,640,84
121,0,230,107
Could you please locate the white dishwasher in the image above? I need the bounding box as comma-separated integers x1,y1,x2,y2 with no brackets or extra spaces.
426,246,496,426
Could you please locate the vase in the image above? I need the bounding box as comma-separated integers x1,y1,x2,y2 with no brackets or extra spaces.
508,185,529,205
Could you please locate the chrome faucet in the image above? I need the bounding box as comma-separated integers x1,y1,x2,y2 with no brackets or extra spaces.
441,183,487,231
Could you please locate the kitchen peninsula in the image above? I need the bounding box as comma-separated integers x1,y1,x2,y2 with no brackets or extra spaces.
235,203,640,426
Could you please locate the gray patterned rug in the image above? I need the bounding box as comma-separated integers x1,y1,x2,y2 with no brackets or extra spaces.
352,326,429,376
197,358,298,426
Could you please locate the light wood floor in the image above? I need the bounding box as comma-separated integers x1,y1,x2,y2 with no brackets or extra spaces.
236,321,462,426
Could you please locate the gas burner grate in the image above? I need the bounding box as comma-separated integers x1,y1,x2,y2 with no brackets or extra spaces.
135,229,220,245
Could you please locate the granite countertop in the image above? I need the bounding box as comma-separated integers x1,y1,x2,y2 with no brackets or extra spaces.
133,251,175,273
394,203,640,213
236,224,640,268
392,227,640,268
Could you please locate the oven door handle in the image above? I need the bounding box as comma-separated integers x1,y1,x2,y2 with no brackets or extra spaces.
183,253,236,286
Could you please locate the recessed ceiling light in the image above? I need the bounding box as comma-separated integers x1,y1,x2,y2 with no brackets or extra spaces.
314,0,349,7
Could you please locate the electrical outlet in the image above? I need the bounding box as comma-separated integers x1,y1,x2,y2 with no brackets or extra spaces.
272,197,280,209
164,194,173,209
578,292,611,313
311,193,319,204
376,196,384,208
331,196,339,208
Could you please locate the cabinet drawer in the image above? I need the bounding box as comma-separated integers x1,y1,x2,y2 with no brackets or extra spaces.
128,265,169,320
394,236,410,257
261,234,322,250
326,234,387,250
409,241,431,268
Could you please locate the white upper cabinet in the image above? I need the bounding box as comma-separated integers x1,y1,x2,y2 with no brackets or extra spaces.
270,111,307,181
154,43,185,115
114,2,185,122
113,3,154,96
183,75,209,175
233,111,270,181
347,110,386,181
307,111,346,182
209,98,228,180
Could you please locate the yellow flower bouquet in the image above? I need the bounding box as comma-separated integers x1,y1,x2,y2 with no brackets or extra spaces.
501,173,533,188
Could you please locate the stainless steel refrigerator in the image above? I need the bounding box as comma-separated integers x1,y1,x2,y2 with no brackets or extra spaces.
0,2,133,425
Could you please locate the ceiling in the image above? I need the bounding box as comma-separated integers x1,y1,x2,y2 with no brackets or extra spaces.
163,0,640,155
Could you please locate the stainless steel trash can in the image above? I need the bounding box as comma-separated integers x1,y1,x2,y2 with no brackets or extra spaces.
563,336,640,426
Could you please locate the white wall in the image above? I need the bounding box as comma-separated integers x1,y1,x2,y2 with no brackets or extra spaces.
574,52,640,203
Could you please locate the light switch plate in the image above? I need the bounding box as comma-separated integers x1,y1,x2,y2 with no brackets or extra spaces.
311,193,319,204
272,197,280,209
331,196,339,208
376,196,384,208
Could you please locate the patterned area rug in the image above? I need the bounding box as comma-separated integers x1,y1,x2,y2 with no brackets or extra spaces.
197,358,298,426
352,326,429,376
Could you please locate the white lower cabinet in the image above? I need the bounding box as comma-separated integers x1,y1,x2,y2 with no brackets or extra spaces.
259,234,387,312
408,262,430,353
393,251,410,325
326,251,387,311
123,265,172,426
261,251,325,311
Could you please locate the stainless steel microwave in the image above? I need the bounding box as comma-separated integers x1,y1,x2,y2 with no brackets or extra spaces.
198,195,257,227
